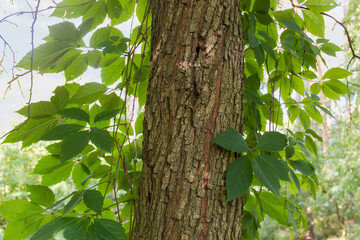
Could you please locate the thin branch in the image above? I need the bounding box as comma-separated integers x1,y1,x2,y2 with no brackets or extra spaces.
6,70,31,85
0,0,95,24
0,0,41,140
290,1,360,70
0,35,16,73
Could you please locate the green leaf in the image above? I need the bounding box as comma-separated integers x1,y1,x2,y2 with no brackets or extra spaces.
51,86,70,110
291,75,305,95
33,155,61,174
91,165,111,179
135,111,144,135
253,0,270,12
279,19,300,32
93,218,127,240
287,106,299,123
63,218,95,240
26,185,55,207
99,93,122,112
322,83,340,100
260,192,288,225
314,102,335,119
256,132,287,152
101,57,125,85
83,190,104,215
305,135,318,156
16,101,57,118
0,199,43,221
320,42,342,57
40,124,85,140
77,18,94,39
299,109,310,129
94,109,120,124
213,128,250,153
86,50,102,68
136,0,149,22
30,217,79,240
98,54,120,68
254,12,273,25
323,79,351,94
303,10,324,37
302,70,317,79
49,22,78,42
110,0,135,26
89,27,111,48
63,191,83,214
61,131,90,162
48,48,82,73
261,41,276,60
59,108,90,122
259,155,290,181
310,82,321,94
89,128,113,152
322,67,352,79
2,215,52,240
17,41,72,73
248,29,259,48
305,129,323,142
83,0,106,29
285,146,295,159
289,169,301,193
3,118,63,147
304,105,323,123
41,161,74,186
252,157,281,196
72,163,90,190
65,54,88,81
253,45,265,66
289,160,315,176
226,156,253,202
69,82,108,105
304,0,338,12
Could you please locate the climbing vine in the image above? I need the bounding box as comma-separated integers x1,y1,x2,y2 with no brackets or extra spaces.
0,0,355,239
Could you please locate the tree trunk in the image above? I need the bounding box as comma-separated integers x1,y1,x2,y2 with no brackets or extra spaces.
134,0,245,239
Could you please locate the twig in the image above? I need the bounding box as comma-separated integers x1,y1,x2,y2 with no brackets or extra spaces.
0,0,41,140
0,35,16,75
290,1,360,70
6,70,31,85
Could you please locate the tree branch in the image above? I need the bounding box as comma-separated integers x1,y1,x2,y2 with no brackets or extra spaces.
290,1,360,70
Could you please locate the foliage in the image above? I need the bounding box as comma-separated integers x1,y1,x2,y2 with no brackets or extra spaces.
0,0,355,239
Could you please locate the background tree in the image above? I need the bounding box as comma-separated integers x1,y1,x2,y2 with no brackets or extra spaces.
0,0,356,239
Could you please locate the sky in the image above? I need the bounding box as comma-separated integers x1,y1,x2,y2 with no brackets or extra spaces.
0,0,138,134
0,0,348,135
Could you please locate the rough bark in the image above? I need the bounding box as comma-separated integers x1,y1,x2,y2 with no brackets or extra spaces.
134,0,245,239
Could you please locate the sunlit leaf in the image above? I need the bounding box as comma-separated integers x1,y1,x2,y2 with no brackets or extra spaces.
26,185,55,207
69,82,108,105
